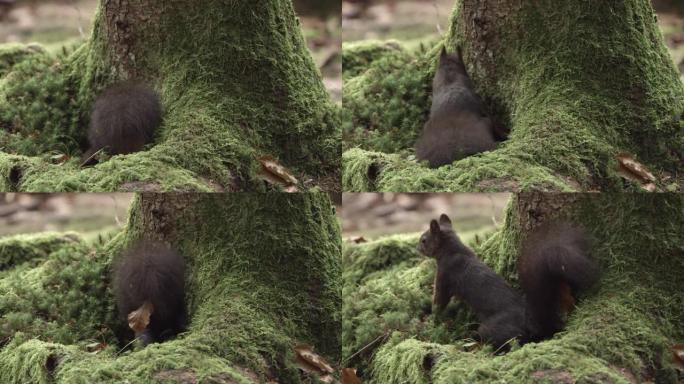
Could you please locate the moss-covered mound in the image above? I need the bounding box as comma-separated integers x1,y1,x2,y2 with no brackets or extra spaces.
0,193,341,383
342,0,684,192
342,194,684,383
0,1,340,192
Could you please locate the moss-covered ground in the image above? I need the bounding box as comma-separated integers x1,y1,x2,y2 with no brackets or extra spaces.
0,1,340,192
342,193,684,383
342,1,684,192
0,193,341,383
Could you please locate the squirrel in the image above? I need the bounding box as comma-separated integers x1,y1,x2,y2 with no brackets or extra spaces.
81,82,162,166
418,214,598,349
415,47,498,168
114,240,186,346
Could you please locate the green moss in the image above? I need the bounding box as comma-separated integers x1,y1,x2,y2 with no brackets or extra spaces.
0,232,83,270
342,194,684,383
0,0,340,192
342,147,576,192
0,234,114,347
0,45,81,159
342,40,433,155
342,1,684,192
0,193,341,383
0,43,48,78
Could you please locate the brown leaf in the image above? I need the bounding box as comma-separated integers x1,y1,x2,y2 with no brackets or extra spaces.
294,344,334,375
50,153,69,165
351,236,367,244
672,344,684,373
257,155,298,188
341,368,362,384
617,153,656,184
85,342,107,353
127,301,154,334
284,185,299,193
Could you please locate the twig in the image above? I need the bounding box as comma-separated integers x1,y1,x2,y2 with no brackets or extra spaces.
111,194,122,227
71,0,85,39
342,331,390,365
116,336,141,355
433,0,443,36
80,147,104,167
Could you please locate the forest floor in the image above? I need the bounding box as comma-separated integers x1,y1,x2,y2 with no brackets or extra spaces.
0,194,131,237
342,0,684,80
0,0,342,103
339,193,508,238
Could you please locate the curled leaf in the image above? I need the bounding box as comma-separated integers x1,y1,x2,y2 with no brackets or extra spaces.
127,301,154,334
617,153,656,185
672,344,684,373
257,155,299,190
85,342,107,354
341,368,362,384
294,344,334,375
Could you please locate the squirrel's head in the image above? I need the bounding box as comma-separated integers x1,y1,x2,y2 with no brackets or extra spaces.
432,46,468,90
418,213,455,258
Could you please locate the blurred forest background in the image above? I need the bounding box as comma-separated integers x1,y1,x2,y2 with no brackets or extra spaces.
0,193,131,238
343,0,684,80
340,193,509,239
0,0,342,103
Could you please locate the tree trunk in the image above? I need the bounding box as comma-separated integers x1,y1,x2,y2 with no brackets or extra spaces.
0,1,339,192
0,192,341,383
342,0,683,192
341,193,684,383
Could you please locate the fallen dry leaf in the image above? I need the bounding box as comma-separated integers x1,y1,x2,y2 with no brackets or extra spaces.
617,153,656,187
127,301,154,334
50,153,69,165
85,342,107,354
284,185,299,193
341,368,362,384
672,344,684,373
351,236,367,244
257,155,298,190
294,344,334,376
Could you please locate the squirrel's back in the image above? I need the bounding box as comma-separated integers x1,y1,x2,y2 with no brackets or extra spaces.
415,47,496,168
84,82,161,164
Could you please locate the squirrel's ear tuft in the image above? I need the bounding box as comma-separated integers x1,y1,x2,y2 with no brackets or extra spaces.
439,46,448,61
430,219,441,234
456,45,463,61
439,214,452,228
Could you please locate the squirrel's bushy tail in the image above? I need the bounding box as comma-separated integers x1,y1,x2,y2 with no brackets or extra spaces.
114,240,186,344
518,222,599,341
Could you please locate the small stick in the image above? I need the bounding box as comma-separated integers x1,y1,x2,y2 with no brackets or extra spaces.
433,0,443,36
342,331,390,364
116,335,141,355
80,147,104,167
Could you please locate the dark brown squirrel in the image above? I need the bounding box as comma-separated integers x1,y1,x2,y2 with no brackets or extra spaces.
114,240,186,346
415,47,500,168
81,82,162,166
417,214,599,349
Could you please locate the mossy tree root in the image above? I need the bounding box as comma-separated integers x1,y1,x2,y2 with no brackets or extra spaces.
342,193,684,383
0,1,340,192
0,193,341,383
342,0,684,192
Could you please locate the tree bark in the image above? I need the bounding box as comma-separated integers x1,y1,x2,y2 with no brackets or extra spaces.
342,0,683,192
0,192,341,383
341,193,684,383
0,1,339,192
